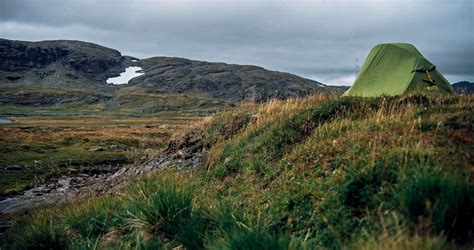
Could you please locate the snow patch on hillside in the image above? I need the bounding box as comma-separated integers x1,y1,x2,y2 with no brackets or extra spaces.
106,66,144,85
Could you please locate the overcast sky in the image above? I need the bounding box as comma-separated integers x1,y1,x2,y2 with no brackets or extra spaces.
0,0,472,85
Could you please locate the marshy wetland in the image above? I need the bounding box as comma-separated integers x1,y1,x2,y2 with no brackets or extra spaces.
0,115,201,196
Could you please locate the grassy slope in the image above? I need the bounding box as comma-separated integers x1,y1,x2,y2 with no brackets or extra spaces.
0,85,237,117
3,93,473,249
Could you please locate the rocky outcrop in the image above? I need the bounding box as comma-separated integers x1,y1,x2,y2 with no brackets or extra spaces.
0,40,69,72
0,38,134,89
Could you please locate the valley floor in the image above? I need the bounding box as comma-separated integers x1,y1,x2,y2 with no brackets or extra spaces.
0,115,201,196
1,93,473,249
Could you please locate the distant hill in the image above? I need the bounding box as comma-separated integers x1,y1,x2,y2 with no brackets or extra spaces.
331,85,350,91
0,38,335,115
452,81,474,94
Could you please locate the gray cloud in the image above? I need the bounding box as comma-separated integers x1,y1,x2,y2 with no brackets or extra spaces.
1,0,472,85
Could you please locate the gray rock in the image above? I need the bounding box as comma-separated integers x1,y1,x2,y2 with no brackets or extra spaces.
88,146,104,152
110,144,128,151
144,148,153,155
5,165,22,171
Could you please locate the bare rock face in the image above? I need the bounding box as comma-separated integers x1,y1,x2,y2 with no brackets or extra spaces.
0,41,69,72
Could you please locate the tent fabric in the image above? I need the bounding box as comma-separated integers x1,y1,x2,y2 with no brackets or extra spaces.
344,43,454,97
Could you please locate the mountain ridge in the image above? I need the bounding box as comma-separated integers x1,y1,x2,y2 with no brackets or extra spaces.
452,81,474,94
0,38,333,114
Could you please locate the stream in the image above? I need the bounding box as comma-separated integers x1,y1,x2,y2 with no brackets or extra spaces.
0,165,130,215
0,166,128,236
0,145,202,236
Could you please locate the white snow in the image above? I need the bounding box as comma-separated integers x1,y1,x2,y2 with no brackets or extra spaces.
131,59,138,62
106,66,144,85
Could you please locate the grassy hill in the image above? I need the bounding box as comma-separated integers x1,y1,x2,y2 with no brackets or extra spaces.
3,93,473,249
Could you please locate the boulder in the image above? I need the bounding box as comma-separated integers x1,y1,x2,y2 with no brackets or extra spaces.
5,165,22,171
110,145,128,151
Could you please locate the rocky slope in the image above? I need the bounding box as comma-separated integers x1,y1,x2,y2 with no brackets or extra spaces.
0,38,135,89
132,57,327,102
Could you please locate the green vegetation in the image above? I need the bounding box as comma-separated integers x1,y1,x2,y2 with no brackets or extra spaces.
2,93,473,248
0,85,235,117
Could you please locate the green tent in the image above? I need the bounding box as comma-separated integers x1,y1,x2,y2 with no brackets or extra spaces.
344,43,454,97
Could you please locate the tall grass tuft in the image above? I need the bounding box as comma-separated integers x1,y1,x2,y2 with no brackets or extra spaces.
347,212,448,250
207,213,304,250
123,172,209,248
395,169,474,243
5,213,70,249
209,228,299,250
62,196,122,240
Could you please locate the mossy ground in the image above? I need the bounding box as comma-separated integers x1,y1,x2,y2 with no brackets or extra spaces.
0,116,199,195
2,93,473,249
